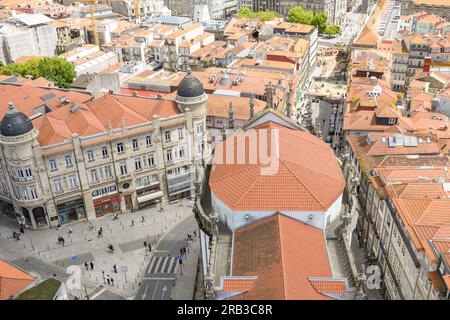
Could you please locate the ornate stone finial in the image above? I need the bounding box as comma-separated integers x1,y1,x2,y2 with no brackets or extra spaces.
315,123,322,138
265,82,274,110
249,94,255,119
7,101,17,114
228,102,234,130
221,128,227,142
286,91,292,119
356,264,367,291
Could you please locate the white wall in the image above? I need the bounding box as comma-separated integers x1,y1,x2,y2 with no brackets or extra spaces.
211,192,343,231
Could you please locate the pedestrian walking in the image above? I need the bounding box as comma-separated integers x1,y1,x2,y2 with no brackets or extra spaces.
183,246,187,256
141,216,145,224
19,227,24,234
84,262,89,271
111,278,114,286
60,237,65,246
98,227,103,238
148,242,152,252
113,264,118,273
144,241,148,249
159,203,164,212
106,274,111,285
90,261,94,270
68,227,73,235
193,230,197,238
187,232,191,240
180,248,183,256
131,219,135,227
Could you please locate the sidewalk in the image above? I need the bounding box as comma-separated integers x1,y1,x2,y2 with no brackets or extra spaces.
170,228,200,300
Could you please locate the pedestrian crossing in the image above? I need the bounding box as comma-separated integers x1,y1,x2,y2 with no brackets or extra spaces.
147,256,177,274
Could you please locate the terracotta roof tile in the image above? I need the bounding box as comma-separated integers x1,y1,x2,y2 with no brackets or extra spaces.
0,259,36,300
210,122,345,212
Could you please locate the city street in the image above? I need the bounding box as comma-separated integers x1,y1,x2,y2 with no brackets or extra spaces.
136,214,199,300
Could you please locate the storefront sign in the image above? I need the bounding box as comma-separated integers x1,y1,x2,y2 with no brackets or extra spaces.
92,185,117,199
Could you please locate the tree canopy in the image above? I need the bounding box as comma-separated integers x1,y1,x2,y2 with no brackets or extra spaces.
0,57,76,88
237,7,279,22
287,6,338,35
311,12,328,33
324,25,342,37
287,6,314,25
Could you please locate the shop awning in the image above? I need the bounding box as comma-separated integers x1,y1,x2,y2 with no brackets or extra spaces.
137,191,164,204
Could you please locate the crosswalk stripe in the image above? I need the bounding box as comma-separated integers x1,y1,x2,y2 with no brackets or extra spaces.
152,257,162,274
147,257,157,273
160,256,168,273
169,257,176,273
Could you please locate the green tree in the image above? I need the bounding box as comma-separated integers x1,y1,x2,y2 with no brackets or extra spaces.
324,25,342,37
312,12,328,33
256,11,279,22
287,6,314,25
237,7,255,18
0,57,76,88
36,57,76,88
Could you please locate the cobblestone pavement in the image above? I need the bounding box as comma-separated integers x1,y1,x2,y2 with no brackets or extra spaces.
0,202,194,299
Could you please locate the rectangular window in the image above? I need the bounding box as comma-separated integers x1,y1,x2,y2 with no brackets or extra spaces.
90,169,98,183
87,150,95,162
30,188,38,199
54,180,63,193
104,165,113,179
68,176,78,189
65,155,73,167
132,139,139,150
196,123,203,134
164,131,171,142
166,150,173,162
178,127,184,140
146,135,152,146
148,154,155,167
101,146,109,158
179,146,185,159
120,163,128,175
25,167,32,177
135,158,142,171
49,159,58,171
117,143,124,154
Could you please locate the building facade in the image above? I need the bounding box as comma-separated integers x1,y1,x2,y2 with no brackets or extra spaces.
0,72,210,229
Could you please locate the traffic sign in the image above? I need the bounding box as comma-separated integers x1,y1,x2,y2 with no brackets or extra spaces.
71,255,77,261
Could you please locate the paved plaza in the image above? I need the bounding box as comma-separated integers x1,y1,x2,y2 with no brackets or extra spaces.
0,202,198,299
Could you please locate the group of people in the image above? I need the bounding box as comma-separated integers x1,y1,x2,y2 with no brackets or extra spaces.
102,270,115,286
84,261,94,271
143,240,152,252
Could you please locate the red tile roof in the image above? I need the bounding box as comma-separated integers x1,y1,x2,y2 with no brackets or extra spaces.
210,121,345,212
0,259,36,300
230,213,353,300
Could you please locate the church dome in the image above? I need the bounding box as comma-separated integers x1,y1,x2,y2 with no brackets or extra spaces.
177,70,205,98
0,102,34,137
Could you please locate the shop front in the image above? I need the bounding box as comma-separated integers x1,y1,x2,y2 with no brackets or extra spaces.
92,184,120,217
136,184,163,208
57,198,86,225
0,199,16,218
